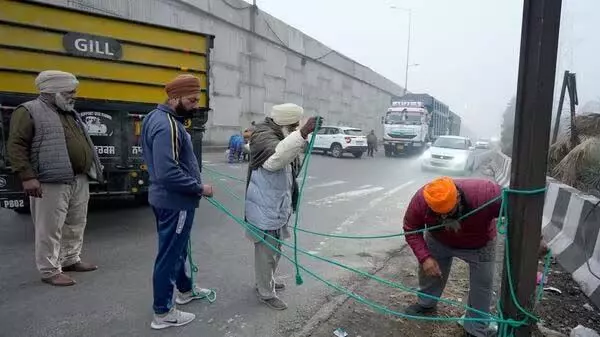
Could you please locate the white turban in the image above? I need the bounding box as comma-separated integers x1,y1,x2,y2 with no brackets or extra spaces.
271,103,304,126
35,70,79,94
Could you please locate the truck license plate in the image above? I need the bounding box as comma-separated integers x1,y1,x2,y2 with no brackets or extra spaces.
396,144,404,150
2,199,25,209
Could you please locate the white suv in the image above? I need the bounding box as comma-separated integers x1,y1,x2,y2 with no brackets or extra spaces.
311,126,368,158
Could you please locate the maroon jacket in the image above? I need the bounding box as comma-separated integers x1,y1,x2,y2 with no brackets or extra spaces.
403,179,502,263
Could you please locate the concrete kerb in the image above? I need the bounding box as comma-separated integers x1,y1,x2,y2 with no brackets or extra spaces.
488,151,600,307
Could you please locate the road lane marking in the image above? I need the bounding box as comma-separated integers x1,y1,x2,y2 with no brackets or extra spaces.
310,180,415,252
306,180,347,190
359,184,372,189
308,187,385,206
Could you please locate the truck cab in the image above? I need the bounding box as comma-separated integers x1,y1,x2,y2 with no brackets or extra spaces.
382,101,430,157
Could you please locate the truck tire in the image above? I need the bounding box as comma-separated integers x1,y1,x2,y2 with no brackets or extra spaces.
384,146,392,157
352,151,363,159
330,143,343,158
134,192,149,206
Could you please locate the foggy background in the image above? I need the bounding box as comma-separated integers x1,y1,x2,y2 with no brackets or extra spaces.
247,0,600,140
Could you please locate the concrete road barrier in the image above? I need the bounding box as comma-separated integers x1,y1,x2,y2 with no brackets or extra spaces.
486,151,600,307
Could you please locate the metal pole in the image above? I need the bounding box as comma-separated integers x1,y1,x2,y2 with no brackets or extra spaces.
500,0,563,336
404,10,411,95
567,73,579,148
551,71,569,144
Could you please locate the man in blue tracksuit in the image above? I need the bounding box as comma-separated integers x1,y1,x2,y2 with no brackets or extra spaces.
141,74,214,330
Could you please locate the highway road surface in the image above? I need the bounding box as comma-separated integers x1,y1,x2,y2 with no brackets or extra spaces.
0,150,486,337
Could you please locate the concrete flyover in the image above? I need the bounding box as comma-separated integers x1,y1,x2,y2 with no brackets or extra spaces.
42,0,405,145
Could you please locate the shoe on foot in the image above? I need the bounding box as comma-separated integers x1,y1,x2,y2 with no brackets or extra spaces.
150,308,196,330
254,282,285,292
404,303,437,316
41,273,76,287
176,285,213,305
62,261,98,272
259,296,288,310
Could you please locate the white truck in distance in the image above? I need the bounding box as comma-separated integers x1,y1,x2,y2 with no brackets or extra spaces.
382,101,429,156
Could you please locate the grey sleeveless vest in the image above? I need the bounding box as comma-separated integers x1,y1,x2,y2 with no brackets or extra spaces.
19,97,103,183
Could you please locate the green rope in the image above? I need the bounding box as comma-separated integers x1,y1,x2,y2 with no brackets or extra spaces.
202,166,246,183
195,120,550,335
202,169,503,240
204,195,552,331
187,239,217,303
292,120,321,285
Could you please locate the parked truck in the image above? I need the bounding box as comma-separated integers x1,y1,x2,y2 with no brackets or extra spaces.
382,93,460,156
0,0,213,213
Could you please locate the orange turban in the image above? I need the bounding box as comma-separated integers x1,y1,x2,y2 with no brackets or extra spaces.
423,177,459,214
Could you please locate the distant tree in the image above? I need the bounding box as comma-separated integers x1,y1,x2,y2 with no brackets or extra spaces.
500,97,516,156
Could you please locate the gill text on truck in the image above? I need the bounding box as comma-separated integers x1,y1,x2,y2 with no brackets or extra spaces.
0,0,214,213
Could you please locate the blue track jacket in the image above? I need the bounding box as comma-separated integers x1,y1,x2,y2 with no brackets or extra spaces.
141,104,203,210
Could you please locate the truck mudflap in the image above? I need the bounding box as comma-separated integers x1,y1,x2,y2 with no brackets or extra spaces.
0,172,29,211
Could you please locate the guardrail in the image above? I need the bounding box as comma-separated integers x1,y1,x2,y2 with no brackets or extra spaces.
486,151,600,307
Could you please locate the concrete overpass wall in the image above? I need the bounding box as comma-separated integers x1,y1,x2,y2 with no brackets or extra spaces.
41,0,405,145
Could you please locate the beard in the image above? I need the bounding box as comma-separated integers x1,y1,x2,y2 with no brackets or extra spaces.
281,124,298,137
55,93,75,111
175,100,196,117
442,218,462,232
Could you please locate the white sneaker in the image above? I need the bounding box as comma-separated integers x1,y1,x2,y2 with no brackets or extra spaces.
150,307,196,330
176,285,214,305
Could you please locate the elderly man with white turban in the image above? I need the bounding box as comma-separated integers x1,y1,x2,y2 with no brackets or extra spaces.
7,70,103,287
244,103,322,310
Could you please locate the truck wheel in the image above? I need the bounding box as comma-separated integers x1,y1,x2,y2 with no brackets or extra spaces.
352,152,363,159
330,144,343,158
135,192,149,206
13,207,30,214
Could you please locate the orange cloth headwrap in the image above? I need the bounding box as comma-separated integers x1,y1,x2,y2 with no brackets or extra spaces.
422,177,459,214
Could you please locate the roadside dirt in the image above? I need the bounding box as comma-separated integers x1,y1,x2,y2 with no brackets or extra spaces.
301,241,600,337
534,261,600,335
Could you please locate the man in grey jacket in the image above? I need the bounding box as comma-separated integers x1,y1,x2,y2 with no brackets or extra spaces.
244,103,321,310
7,70,103,286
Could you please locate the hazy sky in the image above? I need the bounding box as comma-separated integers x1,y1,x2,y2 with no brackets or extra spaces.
246,0,599,138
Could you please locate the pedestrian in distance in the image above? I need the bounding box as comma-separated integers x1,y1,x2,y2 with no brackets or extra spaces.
367,130,378,157
141,74,215,330
227,132,244,163
245,103,322,310
403,177,502,337
7,70,103,287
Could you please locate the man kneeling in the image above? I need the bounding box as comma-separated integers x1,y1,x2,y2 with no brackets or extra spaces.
403,177,501,337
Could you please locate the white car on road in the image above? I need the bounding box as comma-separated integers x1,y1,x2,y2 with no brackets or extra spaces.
475,139,491,149
420,135,475,174
311,126,368,158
